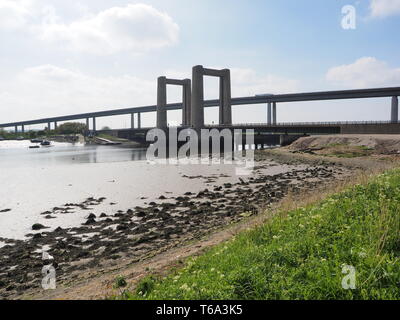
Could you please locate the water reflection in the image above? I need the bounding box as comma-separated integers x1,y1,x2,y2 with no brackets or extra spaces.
0,141,148,168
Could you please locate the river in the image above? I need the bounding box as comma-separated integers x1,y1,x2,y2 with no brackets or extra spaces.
0,140,283,240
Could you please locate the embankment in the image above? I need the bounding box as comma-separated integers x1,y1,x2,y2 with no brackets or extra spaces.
123,167,400,300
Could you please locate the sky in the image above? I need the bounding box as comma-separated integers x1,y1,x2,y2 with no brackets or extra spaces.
1,0,400,129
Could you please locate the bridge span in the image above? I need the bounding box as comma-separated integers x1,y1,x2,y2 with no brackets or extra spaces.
0,65,399,134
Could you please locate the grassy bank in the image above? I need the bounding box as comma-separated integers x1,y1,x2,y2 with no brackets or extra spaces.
121,168,400,300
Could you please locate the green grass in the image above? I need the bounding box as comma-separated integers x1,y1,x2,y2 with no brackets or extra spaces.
120,169,400,300
320,144,373,158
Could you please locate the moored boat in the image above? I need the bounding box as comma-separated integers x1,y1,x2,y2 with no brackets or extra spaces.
40,140,51,146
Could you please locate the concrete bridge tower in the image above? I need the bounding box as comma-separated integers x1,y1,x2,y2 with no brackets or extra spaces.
191,65,232,129
157,76,191,129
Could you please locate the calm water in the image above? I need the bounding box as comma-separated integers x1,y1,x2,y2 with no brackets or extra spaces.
0,140,148,168
0,140,297,241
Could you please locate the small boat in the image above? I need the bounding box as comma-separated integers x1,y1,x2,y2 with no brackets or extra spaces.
40,140,51,146
30,138,43,143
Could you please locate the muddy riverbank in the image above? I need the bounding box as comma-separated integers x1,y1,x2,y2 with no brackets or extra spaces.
0,150,356,299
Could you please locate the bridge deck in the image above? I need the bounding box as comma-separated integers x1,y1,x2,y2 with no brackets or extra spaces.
1,86,399,129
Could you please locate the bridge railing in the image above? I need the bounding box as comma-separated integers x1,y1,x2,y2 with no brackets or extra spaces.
205,120,400,127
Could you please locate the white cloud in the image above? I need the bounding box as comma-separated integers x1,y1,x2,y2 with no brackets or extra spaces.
37,4,179,55
370,0,400,18
0,0,34,29
0,64,156,124
231,68,299,96
326,57,400,88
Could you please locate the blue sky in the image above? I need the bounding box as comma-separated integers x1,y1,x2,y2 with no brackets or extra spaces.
1,0,400,129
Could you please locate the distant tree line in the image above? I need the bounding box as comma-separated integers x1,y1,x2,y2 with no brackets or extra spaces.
0,122,89,140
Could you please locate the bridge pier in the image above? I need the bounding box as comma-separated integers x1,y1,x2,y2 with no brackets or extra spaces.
182,79,192,126
93,118,96,132
273,102,277,125
21,125,25,133
138,113,141,129
47,122,51,131
267,103,272,125
54,122,58,130
131,113,134,129
391,96,398,123
157,77,167,129
15,125,17,133
86,118,90,130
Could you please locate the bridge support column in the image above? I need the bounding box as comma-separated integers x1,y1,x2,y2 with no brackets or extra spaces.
138,113,141,129
191,66,204,130
273,102,277,125
54,122,58,130
391,96,398,123
15,126,18,133
221,69,232,125
86,118,90,130
21,125,25,133
93,118,96,132
48,122,51,131
182,79,192,126
267,103,272,125
131,113,135,129
157,76,168,129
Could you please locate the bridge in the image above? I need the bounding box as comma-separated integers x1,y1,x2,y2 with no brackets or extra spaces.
1,65,400,136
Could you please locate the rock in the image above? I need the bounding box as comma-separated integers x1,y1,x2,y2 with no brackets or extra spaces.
86,213,96,219
32,224,47,230
126,209,134,215
100,213,107,218
159,195,166,200
136,211,146,217
84,218,96,225
116,224,128,231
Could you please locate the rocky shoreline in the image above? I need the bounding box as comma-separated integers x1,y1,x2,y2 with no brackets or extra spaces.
0,152,352,299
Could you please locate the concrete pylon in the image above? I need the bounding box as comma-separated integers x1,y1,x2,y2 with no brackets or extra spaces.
131,113,134,129
157,76,168,129
93,118,96,132
138,113,141,129
391,96,398,123
182,79,192,126
191,65,205,129
86,118,90,130
273,102,277,125
267,103,272,125
221,69,232,125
